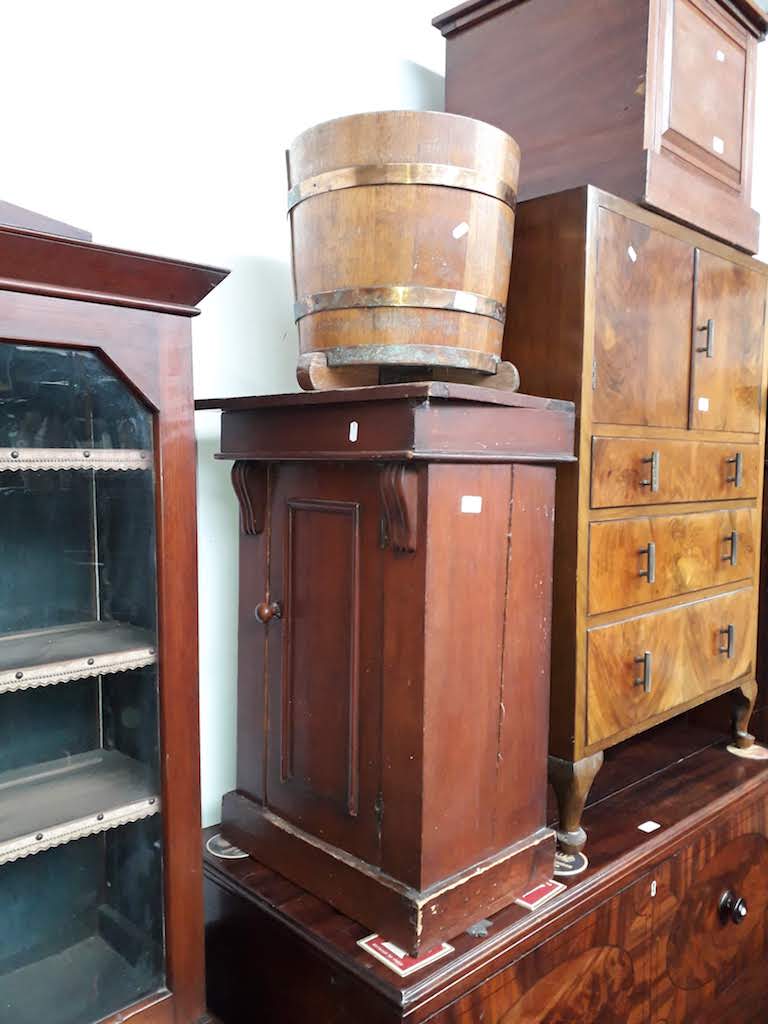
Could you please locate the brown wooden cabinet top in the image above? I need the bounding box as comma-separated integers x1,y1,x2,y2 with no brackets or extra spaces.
198,383,576,463
433,0,768,39
0,214,228,315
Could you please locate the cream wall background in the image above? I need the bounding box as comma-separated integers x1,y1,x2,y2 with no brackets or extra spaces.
0,2,766,826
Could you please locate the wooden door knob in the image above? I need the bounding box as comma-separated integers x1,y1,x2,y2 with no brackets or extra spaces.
719,889,748,924
255,601,282,624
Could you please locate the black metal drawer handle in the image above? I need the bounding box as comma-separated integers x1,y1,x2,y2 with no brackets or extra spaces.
641,451,660,492
697,318,715,358
639,542,656,584
634,651,652,693
719,624,735,659
723,530,738,567
726,453,743,488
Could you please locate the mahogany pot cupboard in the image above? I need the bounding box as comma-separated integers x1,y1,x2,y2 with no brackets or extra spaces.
434,0,767,253
0,203,227,1024
204,720,768,1024
500,186,768,863
197,384,575,954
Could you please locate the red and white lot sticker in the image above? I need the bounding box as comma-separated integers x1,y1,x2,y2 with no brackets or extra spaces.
514,878,567,911
357,934,454,977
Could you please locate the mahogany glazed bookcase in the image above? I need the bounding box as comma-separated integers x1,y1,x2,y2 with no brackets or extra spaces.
0,206,227,1024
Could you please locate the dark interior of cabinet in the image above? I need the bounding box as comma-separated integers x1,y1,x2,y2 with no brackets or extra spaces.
0,343,166,1022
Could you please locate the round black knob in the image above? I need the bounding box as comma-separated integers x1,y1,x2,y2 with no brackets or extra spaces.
255,601,282,624
719,889,748,925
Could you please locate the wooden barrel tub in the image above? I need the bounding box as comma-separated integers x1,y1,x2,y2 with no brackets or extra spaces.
287,110,520,379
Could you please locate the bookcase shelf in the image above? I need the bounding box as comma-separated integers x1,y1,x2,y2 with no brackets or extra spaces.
0,749,160,865
0,448,152,472
0,621,156,694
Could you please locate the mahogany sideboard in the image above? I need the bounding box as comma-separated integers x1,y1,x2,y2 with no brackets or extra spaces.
204,715,768,1024
499,186,768,866
197,383,575,954
435,0,767,252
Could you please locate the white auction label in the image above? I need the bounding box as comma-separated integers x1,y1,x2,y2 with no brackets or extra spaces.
460,495,483,514
348,420,359,442
697,396,710,412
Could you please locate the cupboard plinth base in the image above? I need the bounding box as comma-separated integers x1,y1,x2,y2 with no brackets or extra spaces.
221,791,554,956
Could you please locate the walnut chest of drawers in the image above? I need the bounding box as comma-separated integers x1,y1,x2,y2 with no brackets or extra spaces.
504,186,768,863
435,0,767,252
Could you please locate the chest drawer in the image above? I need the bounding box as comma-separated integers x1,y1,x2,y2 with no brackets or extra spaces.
587,588,754,746
588,507,756,615
591,437,759,508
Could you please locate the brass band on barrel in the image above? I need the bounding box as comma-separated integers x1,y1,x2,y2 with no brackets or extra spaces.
287,162,518,212
293,285,506,324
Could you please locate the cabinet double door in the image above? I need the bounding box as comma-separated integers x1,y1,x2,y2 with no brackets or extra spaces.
592,206,766,433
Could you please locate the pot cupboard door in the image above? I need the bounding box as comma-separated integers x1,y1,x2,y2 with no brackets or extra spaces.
592,208,693,429
651,794,768,1022
689,250,766,433
264,463,384,866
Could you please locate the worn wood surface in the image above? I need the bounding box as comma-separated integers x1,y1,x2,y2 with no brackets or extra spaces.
437,0,760,250
215,391,573,952
204,733,768,1023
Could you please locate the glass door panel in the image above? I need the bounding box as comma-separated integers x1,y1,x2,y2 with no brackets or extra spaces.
0,341,165,1022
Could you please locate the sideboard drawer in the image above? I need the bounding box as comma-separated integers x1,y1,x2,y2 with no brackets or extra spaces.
588,508,757,615
591,437,759,508
587,588,754,746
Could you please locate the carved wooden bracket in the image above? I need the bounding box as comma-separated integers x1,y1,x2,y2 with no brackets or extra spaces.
379,464,419,553
231,461,268,535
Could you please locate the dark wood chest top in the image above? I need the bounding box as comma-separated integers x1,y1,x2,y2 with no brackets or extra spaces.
196,383,576,463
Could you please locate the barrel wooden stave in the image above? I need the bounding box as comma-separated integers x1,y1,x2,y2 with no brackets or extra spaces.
288,110,519,375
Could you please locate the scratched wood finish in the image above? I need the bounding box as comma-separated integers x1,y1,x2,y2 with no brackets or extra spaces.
0,217,227,1024
287,111,519,372
588,507,756,614
587,588,755,746
591,436,760,508
207,388,572,953
498,186,768,856
435,0,762,251
204,738,768,1024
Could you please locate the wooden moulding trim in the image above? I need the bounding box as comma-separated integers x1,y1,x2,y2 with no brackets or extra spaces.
222,791,552,951
0,277,202,317
261,805,552,906
216,450,577,464
432,0,522,36
98,989,174,1024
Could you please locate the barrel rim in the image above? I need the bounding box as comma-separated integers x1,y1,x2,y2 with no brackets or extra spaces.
287,109,520,166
